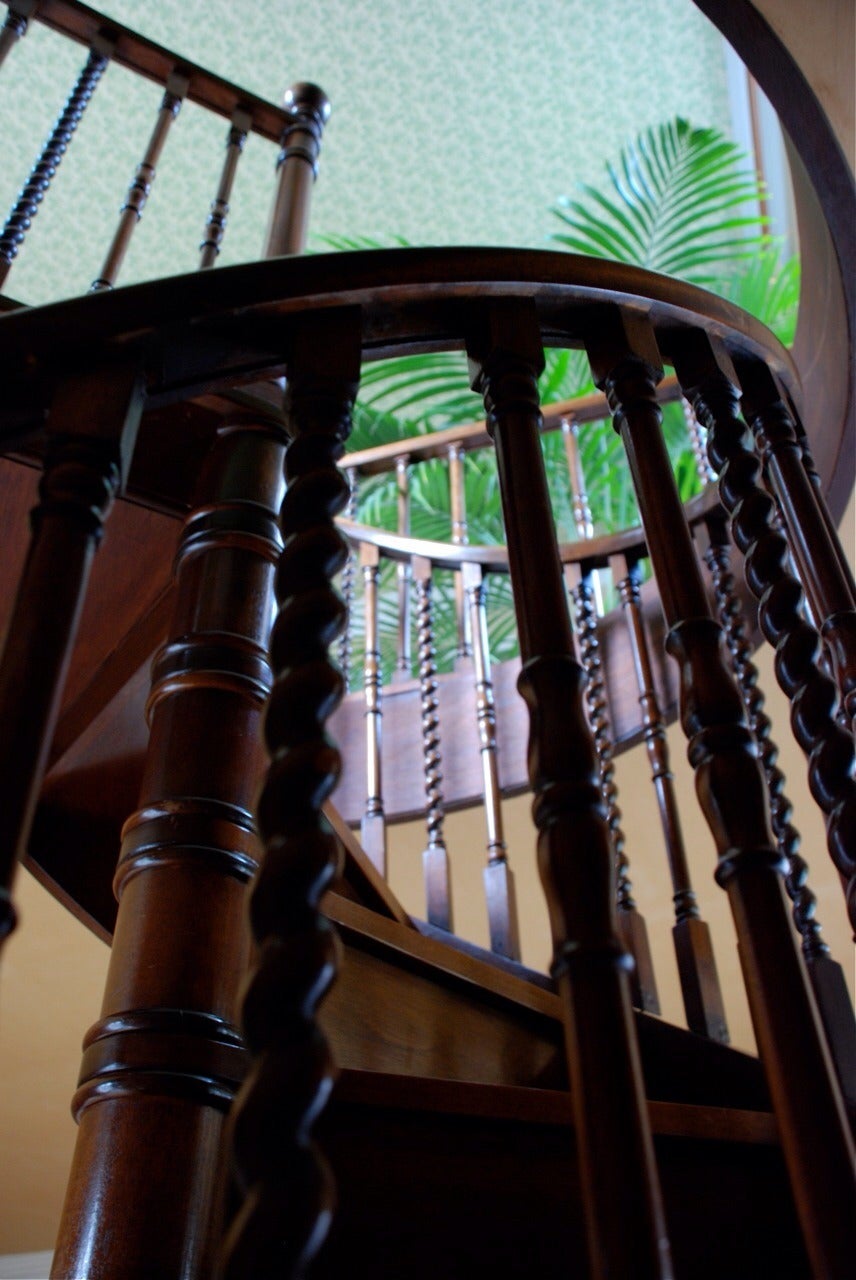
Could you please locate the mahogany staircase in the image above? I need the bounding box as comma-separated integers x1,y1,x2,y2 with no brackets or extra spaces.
0,3,854,1278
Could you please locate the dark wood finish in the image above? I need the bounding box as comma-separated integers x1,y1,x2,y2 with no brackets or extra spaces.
0,1,31,71
91,72,187,292
199,108,251,269
412,555,452,933
568,560,660,1015
596,313,855,1280
335,467,358,689
610,552,728,1042
468,299,671,1280
223,309,361,1280
51,418,284,1279
738,359,856,733
263,83,330,258
0,39,110,288
699,508,856,1107
392,455,412,682
31,0,292,142
0,361,142,949
675,333,856,934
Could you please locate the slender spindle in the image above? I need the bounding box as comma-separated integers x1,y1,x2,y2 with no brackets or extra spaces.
199,107,251,268
413,555,452,931
462,560,519,959
698,512,855,1103
360,541,386,876
0,2,30,73
0,362,143,951
567,560,660,1014
0,39,111,289
448,441,472,661
224,310,361,1280
393,454,412,682
594,312,855,1280
682,397,715,486
561,414,604,614
90,71,188,292
739,361,856,734
468,300,671,1280
336,467,358,691
610,551,728,1042
674,331,856,933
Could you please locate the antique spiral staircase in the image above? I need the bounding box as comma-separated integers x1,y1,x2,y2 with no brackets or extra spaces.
0,2,854,1278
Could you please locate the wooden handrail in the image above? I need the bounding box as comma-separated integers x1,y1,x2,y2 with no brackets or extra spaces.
343,374,685,474
25,0,291,141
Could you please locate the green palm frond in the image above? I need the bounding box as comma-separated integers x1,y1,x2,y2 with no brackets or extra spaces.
551,117,771,287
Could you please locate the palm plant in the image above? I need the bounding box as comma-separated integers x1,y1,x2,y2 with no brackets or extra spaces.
328,117,799,683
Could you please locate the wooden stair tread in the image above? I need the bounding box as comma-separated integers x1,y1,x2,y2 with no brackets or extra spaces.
333,1067,778,1145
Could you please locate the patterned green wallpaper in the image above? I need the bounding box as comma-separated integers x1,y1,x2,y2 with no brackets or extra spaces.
0,0,733,303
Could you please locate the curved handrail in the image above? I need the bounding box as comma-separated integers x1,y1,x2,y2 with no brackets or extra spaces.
0,247,801,445
337,488,721,573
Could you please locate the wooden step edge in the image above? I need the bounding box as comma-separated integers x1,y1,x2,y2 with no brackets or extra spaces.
323,892,564,1023
332,1067,779,1147
323,802,412,928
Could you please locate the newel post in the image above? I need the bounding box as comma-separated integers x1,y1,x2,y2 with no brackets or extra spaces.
466,299,672,1280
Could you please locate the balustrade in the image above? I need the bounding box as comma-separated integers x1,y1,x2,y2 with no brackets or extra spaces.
0,11,851,1268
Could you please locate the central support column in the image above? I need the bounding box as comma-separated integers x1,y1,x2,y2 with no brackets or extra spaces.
52,419,285,1280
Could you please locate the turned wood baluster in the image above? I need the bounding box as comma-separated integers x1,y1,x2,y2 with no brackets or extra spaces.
264,83,331,257
739,361,856,735
567,560,660,1015
52,417,284,1280
335,467,358,691
462,560,519,960
198,107,251,268
561,414,603,614
468,300,671,1280
392,454,412,683
413,555,453,932
0,38,112,289
224,309,361,1280
609,552,728,1042
448,441,472,661
594,313,855,1279
698,512,856,1104
360,540,386,876
673,331,856,933
0,363,143,951
0,2,30,73
682,397,715,486
90,70,189,292
791,415,856,616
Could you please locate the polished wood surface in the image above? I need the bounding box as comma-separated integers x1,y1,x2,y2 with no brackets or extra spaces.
469,299,671,1280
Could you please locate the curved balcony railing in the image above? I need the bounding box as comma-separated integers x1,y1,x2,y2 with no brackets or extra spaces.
0,4,852,1280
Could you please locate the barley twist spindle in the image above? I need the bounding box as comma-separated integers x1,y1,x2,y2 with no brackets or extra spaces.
682,397,715,486
592,311,854,1279
360,540,386,876
91,72,188,292
224,311,361,1280
393,454,412,682
674,336,856,933
335,467,358,690
448,441,472,660
740,361,856,735
570,562,660,1014
199,108,251,268
0,40,111,288
413,556,452,931
562,414,604,614
700,513,856,1105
